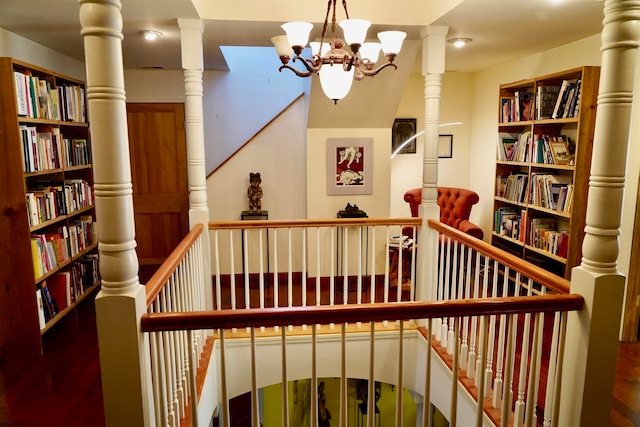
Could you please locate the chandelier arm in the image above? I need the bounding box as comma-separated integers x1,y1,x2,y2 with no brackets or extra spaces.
278,63,315,78
357,62,398,77
342,0,350,19
294,55,322,73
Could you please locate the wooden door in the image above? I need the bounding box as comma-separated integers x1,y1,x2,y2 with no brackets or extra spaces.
126,103,189,278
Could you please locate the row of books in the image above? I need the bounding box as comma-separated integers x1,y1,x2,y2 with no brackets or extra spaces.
26,180,94,227
530,218,569,258
531,134,574,165
497,132,574,165
64,138,91,167
535,79,582,120
30,219,96,279
529,174,574,212
13,70,86,122
36,254,99,328
552,79,582,119
496,173,528,203
500,90,534,123
494,207,527,242
494,210,569,258
20,125,62,172
20,125,92,173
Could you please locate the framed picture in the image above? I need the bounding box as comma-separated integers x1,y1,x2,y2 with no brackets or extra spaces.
392,118,417,154
550,139,573,165
327,137,373,195
438,134,453,158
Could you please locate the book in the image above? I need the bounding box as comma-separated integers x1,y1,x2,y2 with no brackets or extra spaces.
35,288,46,330
48,272,73,310
536,84,562,120
517,91,534,121
497,132,519,161
40,280,58,322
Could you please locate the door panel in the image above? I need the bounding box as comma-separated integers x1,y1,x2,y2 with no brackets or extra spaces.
126,103,189,275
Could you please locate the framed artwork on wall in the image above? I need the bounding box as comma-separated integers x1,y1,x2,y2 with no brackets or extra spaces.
392,118,417,154
327,137,373,195
438,134,453,158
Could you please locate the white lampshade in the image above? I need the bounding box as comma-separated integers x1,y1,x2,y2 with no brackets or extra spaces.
359,42,381,63
282,21,313,48
310,41,331,57
338,19,371,45
378,30,406,54
271,35,292,57
319,64,354,102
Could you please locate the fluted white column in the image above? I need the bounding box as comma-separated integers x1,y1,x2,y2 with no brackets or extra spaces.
559,1,640,425
78,0,154,426
178,19,213,311
418,26,449,304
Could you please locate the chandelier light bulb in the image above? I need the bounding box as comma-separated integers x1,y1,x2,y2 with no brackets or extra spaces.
338,19,371,46
378,31,406,55
319,65,354,104
282,21,313,50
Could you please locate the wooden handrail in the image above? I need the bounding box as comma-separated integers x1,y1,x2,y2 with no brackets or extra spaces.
209,217,422,230
140,294,584,332
145,223,204,307
428,219,572,294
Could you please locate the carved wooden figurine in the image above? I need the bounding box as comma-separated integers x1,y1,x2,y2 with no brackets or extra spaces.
247,172,263,214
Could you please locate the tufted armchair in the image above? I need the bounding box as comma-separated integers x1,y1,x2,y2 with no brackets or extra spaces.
403,187,484,239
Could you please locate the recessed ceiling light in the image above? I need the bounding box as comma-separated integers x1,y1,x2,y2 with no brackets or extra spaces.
448,38,472,48
139,30,163,41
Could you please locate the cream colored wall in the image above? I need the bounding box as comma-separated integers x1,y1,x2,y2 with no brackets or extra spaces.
390,71,474,218
0,27,85,80
124,70,186,102
306,128,392,219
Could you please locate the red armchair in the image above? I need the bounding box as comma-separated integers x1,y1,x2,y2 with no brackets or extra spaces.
403,187,484,239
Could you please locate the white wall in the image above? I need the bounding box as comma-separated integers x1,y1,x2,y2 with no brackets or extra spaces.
203,47,307,174
0,27,85,79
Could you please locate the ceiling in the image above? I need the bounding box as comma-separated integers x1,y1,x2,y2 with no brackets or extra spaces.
0,0,605,74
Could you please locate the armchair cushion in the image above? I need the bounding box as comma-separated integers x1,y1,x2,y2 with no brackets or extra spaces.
403,187,484,240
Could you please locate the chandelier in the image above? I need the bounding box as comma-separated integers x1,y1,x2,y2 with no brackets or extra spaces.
271,0,407,104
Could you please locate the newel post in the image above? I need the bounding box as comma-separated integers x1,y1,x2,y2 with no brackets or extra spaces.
559,1,640,425
78,1,155,426
418,26,449,303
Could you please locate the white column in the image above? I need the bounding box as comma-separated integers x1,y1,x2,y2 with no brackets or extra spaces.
418,26,449,303
559,1,640,425
178,18,213,310
78,1,154,426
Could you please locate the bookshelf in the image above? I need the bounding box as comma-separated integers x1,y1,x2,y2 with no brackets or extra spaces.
493,66,600,279
0,57,100,359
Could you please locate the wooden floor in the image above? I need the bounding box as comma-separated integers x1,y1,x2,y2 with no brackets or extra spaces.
1,293,639,427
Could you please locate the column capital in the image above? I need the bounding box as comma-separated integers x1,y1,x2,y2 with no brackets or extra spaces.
421,26,449,76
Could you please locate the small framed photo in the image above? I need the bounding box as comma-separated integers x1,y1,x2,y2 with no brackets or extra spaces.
438,134,453,158
392,118,417,154
550,140,573,165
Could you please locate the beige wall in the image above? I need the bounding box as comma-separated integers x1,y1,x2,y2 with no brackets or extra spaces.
306,128,392,219
390,70,474,218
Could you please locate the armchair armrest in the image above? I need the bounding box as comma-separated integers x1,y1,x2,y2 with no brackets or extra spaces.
457,220,484,240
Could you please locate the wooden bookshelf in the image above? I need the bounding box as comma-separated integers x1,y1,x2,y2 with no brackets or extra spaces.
492,66,600,279
0,57,100,359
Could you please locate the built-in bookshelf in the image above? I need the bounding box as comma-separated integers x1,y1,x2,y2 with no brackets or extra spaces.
493,66,600,279
0,57,99,359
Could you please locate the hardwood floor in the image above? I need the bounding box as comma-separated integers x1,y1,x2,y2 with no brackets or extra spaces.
0,291,639,427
